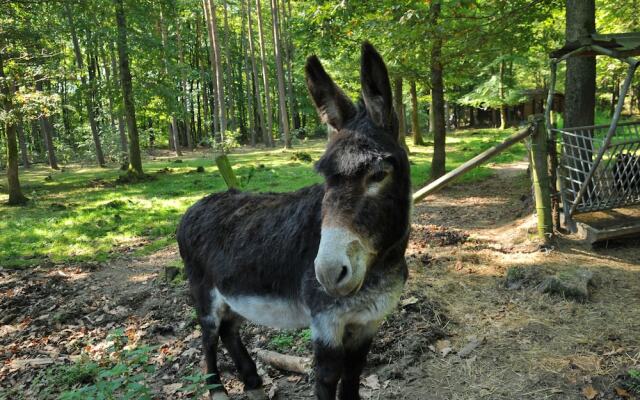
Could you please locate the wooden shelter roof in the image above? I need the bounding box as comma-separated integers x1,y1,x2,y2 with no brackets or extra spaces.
550,32,640,59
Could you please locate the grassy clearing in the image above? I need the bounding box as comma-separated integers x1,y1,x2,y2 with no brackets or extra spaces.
0,128,526,269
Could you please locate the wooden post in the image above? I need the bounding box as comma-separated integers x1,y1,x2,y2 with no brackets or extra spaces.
529,115,553,241
215,154,240,189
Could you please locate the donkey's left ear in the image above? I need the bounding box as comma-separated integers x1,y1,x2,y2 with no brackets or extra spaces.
360,42,394,131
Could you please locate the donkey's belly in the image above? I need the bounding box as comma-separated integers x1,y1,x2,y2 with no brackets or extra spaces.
222,294,311,330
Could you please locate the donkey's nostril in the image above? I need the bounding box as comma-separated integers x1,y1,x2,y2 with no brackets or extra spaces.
336,265,349,284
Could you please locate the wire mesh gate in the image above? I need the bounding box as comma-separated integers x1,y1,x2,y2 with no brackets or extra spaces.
545,34,640,231
554,122,640,213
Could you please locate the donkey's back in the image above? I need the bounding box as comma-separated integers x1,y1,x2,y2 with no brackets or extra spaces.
177,185,324,297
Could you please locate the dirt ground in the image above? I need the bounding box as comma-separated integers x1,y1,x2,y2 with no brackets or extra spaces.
1,162,639,399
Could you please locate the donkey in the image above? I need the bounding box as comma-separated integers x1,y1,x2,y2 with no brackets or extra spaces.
177,42,411,400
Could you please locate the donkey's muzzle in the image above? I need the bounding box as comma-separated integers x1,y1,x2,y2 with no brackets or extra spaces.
314,227,369,297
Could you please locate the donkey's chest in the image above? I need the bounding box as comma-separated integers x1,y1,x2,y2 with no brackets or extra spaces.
221,294,311,330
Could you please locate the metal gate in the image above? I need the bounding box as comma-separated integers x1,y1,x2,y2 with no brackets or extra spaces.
545,33,640,230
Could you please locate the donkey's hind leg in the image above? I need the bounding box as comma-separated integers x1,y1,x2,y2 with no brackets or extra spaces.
197,288,229,399
219,316,264,397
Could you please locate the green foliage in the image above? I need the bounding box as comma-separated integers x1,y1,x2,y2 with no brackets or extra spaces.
626,369,640,393
58,329,156,400
270,333,295,351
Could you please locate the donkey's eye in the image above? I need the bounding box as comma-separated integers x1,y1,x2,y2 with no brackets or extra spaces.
370,170,387,183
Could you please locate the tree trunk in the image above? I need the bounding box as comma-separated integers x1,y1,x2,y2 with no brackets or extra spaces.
65,4,105,167
16,122,31,168
270,0,291,148
564,0,596,201
109,40,129,167
203,0,227,142
159,9,183,156
86,35,107,166
499,59,507,129
410,81,424,146
177,26,194,151
35,80,59,170
256,0,274,146
115,0,144,176
393,77,410,153
0,53,28,205
430,0,446,180
282,0,299,130
610,81,619,117
245,0,267,146
222,0,236,132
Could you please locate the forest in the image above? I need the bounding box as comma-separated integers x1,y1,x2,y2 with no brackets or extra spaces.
1,0,640,399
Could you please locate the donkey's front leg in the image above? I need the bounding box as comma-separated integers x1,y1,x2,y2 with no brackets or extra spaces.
339,323,378,400
313,340,345,400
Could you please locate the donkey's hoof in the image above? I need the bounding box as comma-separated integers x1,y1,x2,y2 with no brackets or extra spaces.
211,392,230,400
245,388,268,400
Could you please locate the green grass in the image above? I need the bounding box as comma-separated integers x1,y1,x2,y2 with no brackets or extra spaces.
0,129,526,269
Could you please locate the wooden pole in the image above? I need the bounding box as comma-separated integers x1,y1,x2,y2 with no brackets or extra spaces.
412,125,532,203
215,154,240,189
529,115,553,240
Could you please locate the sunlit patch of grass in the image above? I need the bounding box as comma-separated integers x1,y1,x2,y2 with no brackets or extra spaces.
0,130,526,268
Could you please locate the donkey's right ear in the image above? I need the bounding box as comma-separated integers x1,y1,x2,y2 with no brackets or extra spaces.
305,55,356,131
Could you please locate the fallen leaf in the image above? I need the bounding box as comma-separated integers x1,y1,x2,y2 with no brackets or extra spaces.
162,383,182,395
363,374,380,390
400,296,419,308
582,385,598,400
615,387,630,398
268,382,278,399
435,339,452,357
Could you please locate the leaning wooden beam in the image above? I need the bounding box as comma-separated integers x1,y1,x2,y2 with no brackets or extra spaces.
253,348,312,374
412,124,533,203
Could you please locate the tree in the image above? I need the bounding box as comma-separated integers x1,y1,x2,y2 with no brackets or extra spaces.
114,0,144,176
564,0,596,200
430,0,446,180
1,51,29,205
270,0,291,148
244,0,267,145
64,3,106,167
409,80,424,146
203,0,227,141
255,0,274,147
393,77,409,152
159,7,182,156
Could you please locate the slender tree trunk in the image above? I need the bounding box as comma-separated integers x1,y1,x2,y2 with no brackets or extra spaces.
245,0,267,145
221,0,236,131
270,0,291,148
35,80,59,169
499,59,507,129
430,0,446,180
256,0,274,147
281,0,299,130
109,40,129,167
565,0,596,200
393,77,410,152
610,81,619,117
1,53,28,205
17,121,31,168
203,0,227,142
86,35,106,166
410,81,424,146
159,9,182,156
65,4,105,167
177,26,193,151
115,0,144,176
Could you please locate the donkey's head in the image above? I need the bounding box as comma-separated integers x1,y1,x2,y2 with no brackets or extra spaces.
306,42,411,297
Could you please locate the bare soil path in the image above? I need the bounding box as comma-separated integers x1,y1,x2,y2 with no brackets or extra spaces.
2,162,639,399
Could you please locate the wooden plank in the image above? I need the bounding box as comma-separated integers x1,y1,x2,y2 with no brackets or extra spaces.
412,125,532,203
